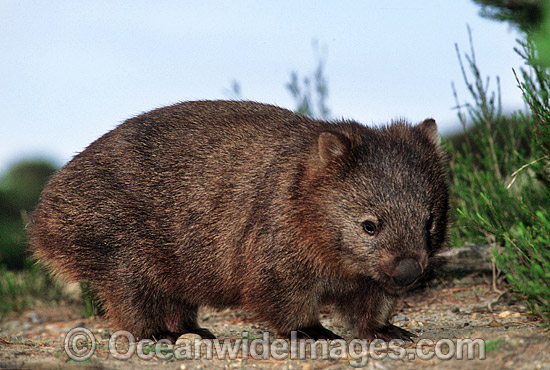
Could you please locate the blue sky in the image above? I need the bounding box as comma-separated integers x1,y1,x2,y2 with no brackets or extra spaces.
1,1,524,172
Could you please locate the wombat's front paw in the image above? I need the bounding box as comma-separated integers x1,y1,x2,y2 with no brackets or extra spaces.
294,323,343,340
374,324,416,342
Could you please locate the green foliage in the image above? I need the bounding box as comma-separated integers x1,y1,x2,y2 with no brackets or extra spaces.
484,338,506,353
493,211,550,320
473,0,550,67
0,159,57,269
0,260,68,318
448,28,536,247
79,281,103,318
450,27,550,321
286,40,331,119
515,40,550,159
473,0,545,32
497,40,550,322
530,0,550,67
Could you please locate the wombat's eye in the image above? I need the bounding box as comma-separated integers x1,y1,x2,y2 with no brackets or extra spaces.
362,221,377,235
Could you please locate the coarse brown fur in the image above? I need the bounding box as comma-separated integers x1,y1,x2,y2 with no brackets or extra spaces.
29,100,449,342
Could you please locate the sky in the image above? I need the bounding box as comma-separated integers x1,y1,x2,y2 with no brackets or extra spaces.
1,1,525,173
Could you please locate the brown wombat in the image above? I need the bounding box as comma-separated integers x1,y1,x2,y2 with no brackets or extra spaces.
29,100,449,342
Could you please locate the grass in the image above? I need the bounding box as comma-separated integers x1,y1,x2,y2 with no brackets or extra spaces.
484,338,506,353
0,260,75,318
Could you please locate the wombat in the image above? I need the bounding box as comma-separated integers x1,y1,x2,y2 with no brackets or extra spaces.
29,100,449,342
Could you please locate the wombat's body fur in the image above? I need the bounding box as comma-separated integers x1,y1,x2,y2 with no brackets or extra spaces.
30,100,449,341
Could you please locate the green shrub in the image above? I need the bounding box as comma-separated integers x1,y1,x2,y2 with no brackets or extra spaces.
448,28,537,248
450,30,550,322
0,260,68,318
0,159,58,269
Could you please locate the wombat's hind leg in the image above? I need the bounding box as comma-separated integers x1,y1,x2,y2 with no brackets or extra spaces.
374,324,416,342
294,323,343,340
159,299,216,342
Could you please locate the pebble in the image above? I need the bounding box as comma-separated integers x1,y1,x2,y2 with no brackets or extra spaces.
27,312,44,325
175,333,202,345
489,320,502,327
392,315,408,322
498,311,522,319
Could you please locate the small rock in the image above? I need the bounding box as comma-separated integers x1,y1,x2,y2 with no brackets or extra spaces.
27,312,44,324
498,310,513,318
489,320,502,327
175,333,202,345
451,307,460,314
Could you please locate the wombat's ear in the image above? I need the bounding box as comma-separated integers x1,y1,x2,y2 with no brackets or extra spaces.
318,132,350,163
415,118,440,147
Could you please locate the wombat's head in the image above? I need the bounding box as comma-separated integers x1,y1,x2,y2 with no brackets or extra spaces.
311,119,449,294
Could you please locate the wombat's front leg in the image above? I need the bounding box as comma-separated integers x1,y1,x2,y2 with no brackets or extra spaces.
334,285,414,341
356,300,416,342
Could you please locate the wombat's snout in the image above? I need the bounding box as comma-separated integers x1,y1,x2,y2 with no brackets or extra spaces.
392,258,422,286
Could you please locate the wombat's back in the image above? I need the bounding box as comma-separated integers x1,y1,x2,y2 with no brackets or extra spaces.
30,100,328,303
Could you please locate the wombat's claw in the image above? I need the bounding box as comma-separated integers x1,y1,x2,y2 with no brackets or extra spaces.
294,324,343,340
190,327,216,339
375,324,417,342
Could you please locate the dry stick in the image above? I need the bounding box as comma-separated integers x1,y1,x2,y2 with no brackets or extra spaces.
488,291,507,312
487,249,506,312
489,243,504,295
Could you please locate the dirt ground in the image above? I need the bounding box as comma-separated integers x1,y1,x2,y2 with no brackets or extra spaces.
1,275,549,370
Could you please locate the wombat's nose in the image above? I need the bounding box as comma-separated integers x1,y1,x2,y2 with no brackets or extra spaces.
392,258,422,286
